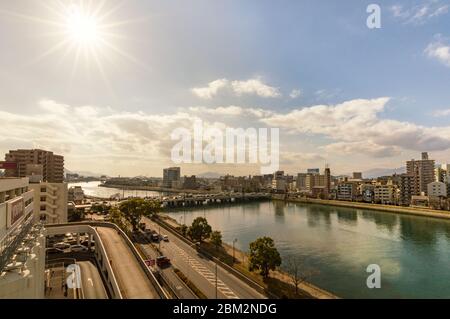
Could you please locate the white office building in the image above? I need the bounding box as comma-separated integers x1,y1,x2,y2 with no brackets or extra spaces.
427,181,447,198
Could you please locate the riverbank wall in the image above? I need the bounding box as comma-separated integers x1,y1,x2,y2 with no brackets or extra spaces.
275,196,450,221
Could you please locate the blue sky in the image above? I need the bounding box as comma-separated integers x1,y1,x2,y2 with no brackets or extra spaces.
0,0,450,176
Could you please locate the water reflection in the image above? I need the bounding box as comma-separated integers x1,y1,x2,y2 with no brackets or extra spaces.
273,201,285,217
306,205,332,228
335,207,358,225
361,210,398,233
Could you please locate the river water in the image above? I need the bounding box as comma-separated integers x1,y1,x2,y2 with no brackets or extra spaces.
71,182,450,298
68,181,162,199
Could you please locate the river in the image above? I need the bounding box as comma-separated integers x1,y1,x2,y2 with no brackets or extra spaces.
166,201,450,299
68,181,162,199
71,182,450,298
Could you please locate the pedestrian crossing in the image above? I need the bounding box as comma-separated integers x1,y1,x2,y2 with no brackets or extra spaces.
171,244,239,299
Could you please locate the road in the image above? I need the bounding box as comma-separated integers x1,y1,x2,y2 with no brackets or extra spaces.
143,217,266,299
96,227,160,298
78,261,108,299
137,238,197,299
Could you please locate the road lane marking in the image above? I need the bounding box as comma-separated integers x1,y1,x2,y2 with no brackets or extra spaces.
169,244,239,299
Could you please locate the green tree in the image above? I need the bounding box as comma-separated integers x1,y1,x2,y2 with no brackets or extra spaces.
119,198,160,231
180,224,188,237
248,237,281,279
109,206,126,229
210,230,222,250
187,217,212,243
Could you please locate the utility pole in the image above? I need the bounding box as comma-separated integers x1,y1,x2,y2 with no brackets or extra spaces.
158,225,161,251
232,238,238,264
215,261,218,299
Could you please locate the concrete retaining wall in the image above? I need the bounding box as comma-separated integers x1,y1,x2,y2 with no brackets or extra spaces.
282,197,450,220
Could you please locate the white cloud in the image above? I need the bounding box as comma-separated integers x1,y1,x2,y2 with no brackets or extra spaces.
191,77,281,99
432,109,450,116
389,1,449,24
189,106,244,116
323,142,401,158
260,97,450,156
188,106,274,118
314,88,342,101
425,38,450,67
191,78,229,99
39,99,70,114
231,78,281,98
4,97,450,175
289,89,302,99
281,151,325,166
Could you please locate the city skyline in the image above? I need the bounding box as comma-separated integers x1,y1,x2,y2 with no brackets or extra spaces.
1,1,450,177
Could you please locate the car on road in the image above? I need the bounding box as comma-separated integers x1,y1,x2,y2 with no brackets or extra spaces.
53,242,71,250
70,245,89,252
162,235,169,242
46,248,65,255
151,233,160,242
156,256,171,268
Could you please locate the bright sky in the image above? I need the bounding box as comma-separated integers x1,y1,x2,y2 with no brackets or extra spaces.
1,0,450,177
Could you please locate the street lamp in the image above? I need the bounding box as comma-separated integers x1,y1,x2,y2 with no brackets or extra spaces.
232,238,238,264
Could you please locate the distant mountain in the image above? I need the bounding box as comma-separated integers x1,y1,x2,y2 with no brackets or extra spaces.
197,172,222,179
361,167,406,179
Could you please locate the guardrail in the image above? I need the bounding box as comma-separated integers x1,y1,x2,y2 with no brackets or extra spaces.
46,224,123,299
151,216,274,298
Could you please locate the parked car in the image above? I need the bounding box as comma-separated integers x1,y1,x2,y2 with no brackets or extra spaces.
156,256,171,268
54,242,71,250
80,240,95,248
162,235,169,242
70,245,88,252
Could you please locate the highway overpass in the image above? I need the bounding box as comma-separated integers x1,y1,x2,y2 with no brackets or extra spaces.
46,222,168,299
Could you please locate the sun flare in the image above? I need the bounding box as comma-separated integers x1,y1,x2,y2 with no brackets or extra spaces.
0,0,146,90
65,5,100,46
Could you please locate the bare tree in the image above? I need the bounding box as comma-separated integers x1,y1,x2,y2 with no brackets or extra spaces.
285,256,319,296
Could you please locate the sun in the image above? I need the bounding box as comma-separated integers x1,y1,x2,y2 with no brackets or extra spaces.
65,5,100,46
1,0,147,91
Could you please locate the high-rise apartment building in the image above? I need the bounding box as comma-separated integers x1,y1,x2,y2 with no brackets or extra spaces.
324,167,331,198
406,152,435,195
162,167,181,188
352,172,363,180
4,149,64,183
296,173,307,190
399,174,415,206
30,182,68,224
